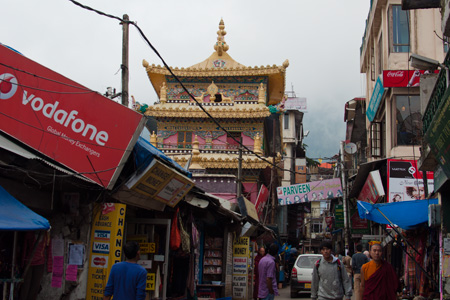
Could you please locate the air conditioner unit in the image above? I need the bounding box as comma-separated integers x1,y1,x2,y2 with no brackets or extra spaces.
428,204,441,227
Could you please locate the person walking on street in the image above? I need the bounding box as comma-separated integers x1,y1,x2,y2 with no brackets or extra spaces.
258,243,279,300
104,241,147,300
342,250,353,284
352,244,369,300
360,243,399,300
253,246,266,300
311,241,352,300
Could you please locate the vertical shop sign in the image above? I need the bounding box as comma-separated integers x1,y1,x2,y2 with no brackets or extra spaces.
86,203,126,300
232,237,249,300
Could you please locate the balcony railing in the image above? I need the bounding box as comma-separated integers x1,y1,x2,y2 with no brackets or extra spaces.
422,51,450,135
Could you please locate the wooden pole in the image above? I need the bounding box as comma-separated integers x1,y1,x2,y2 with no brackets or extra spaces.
121,14,129,107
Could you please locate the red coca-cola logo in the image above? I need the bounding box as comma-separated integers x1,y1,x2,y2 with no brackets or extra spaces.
386,71,405,77
93,257,106,266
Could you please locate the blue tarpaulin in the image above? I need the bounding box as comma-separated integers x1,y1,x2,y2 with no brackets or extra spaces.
0,186,50,231
133,137,192,178
357,198,438,230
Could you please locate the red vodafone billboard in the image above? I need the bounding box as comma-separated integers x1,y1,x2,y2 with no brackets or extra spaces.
0,45,145,189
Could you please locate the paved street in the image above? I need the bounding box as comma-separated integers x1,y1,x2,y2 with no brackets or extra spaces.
277,285,356,300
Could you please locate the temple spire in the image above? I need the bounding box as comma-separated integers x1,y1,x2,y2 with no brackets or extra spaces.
214,19,229,56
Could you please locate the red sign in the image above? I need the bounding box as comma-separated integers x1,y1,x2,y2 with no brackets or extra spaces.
383,70,439,87
255,184,269,221
0,45,145,189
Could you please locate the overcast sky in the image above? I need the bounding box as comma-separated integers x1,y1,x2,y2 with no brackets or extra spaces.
2,0,369,160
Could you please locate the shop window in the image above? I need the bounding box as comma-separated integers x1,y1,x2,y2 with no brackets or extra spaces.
393,95,422,146
177,131,192,149
370,122,381,157
377,34,383,76
284,112,289,129
390,5,410,53
311,220,323,233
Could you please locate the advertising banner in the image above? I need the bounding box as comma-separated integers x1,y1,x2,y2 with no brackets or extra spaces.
358,170,385,204
387,159,434,202
383,70,439,87
335,204,344,228
232,237,249,300
255,184,269,221
277,178,342,206
86,203,126,300
125,159,194,207
350,208,369,234
0,45,145,189
366,76,385,122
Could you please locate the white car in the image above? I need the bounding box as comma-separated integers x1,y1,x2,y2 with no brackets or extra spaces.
290,254,322,298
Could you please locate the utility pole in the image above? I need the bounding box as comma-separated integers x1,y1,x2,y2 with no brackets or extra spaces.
271,119,277,224
121,14,129,107
340,141,350,249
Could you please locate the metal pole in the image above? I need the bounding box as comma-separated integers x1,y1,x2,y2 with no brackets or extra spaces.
271,119,277,224
121,14,129,107
340,141,349,249
9,232,18,300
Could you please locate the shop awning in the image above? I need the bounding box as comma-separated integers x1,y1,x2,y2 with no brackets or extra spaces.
357,198,438,230
0,186,50,231
134,137,191,177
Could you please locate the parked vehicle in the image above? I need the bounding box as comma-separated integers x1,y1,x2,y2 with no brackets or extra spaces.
290,254,322,298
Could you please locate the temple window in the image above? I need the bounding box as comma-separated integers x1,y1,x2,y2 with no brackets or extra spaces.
178,131,193,149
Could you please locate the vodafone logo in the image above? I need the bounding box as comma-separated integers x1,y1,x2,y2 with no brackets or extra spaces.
408,166,416,175
0,73,18,100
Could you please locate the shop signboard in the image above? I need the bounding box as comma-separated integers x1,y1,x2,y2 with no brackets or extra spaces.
232,237,250,300
387,159,434,202
424,96,450,183
383,70,439,87
0,45,145,189
86,203,126,299
366,76,385,122
335,204,344,228
285,97,307,111
277,178,342,205
350,208,370,234
358,170,385,204
125,159,194,207
237,196,259,223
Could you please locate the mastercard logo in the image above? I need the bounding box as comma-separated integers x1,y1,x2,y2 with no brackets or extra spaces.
0,73,18,100
93,257,107,266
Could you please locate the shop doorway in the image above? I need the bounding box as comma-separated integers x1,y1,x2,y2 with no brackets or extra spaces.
126,218,170,300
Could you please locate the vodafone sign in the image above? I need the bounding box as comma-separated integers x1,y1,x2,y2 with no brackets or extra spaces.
0,45,145,189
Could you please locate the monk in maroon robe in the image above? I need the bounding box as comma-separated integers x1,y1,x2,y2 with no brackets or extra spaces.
253,247,266,300
360,243,398,300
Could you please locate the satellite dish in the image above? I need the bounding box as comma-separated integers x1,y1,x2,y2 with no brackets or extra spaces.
344,143,357,154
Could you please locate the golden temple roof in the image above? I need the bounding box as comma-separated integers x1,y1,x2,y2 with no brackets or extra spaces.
165,153,273,170
142,19,289,105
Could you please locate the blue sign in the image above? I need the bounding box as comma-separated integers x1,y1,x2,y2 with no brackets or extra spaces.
366,76,385,122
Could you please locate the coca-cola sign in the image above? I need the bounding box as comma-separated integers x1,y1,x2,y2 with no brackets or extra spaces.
383,70,438,87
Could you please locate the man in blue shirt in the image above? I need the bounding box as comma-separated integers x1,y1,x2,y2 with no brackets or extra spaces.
104,241,147,300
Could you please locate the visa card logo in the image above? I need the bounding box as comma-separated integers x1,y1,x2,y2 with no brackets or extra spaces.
94,230,110,241
93,242,110,254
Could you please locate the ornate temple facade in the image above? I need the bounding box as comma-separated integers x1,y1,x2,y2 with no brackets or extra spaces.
140,19,288,207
